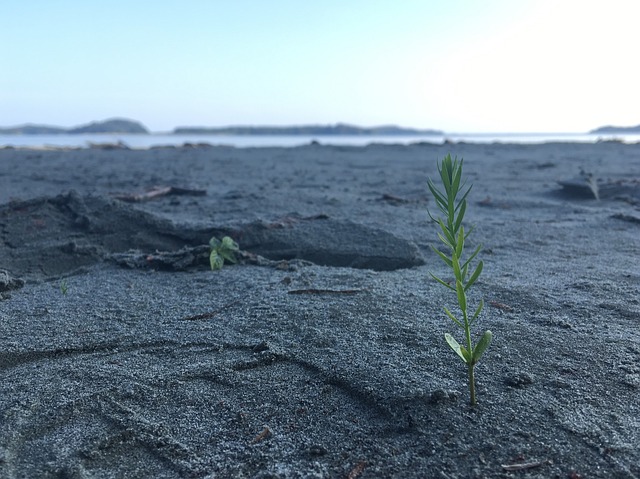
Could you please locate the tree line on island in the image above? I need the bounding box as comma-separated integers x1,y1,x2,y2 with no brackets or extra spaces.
1,118,639,135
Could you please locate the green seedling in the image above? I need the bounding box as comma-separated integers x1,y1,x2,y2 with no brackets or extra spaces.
60,279,69,296
580,168,600,200
428,154,492,406
209,236,239,270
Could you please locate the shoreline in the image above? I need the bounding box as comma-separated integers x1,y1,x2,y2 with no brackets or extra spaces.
2,133,640,150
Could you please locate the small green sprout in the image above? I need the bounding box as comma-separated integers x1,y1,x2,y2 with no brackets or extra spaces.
60,279,69,296
209,236,239,270
428,154,492,406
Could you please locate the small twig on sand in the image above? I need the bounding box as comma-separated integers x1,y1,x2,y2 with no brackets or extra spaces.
501,459,550,471
347,461,367,479
114,186,206,202
250,427,272,444
489,300,514,312
287,289,362,295
381,193,410,204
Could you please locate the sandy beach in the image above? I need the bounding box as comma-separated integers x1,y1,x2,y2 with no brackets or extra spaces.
1,141,639,478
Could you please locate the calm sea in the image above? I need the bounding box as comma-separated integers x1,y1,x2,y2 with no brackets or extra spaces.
1,132,640,149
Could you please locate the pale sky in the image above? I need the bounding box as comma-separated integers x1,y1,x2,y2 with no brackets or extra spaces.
2,0,639,133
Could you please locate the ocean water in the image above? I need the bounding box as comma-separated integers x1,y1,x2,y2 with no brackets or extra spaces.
1,132,640,149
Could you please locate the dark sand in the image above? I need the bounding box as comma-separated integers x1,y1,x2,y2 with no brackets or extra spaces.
1,141,639,478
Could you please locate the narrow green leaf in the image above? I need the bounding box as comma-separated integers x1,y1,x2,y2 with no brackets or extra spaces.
455,226,465,259
455,279,467,313
443,306,464,328
460,344,471,363
209,237,221,249
455,184,473,213
470,298,484,324
454,199,466,233
437,232,452,249
445,333,468,363
438,219,456,247
464,260,484,291
462,263,469,282
447,197,455,227
440,157,453,195
440,172,452,198
430,272,455,291
461,244,482,273
464,224,475,240
427,180,448,210
452,254,462,281
427,194,446,217
472,330,493,363
451,163,462,197
430,245,453,268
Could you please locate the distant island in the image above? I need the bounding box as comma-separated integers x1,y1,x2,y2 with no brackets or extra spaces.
173,123,443,136
0,119,442,136
0,118,149,135
590,124,640,134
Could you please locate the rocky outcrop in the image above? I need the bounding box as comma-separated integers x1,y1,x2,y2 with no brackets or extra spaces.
0,118,150,134
589,124,640,133
68,118,149,134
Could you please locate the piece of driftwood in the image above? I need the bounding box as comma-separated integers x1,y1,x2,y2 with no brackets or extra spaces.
501,459,550,471
114,186,207,202
287,288,362,295
0,269,24,293
612,213,640,224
